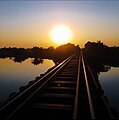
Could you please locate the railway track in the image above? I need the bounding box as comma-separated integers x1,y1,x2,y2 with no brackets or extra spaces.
0,52,115,119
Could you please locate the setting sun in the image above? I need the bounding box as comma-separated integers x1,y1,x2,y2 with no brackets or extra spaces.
50,24,73,44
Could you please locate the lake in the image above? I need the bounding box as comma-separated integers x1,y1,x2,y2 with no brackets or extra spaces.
99,67,119,116
0,57,119,117
0,58,55,102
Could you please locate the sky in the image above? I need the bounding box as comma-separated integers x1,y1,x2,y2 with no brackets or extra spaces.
0,1,119,48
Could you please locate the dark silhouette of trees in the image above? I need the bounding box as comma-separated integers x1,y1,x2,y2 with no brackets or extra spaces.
84,41,110,57
0,43,81,64
32,58,43,65
83,41,119,73
1,41,119,67
53,43,80,60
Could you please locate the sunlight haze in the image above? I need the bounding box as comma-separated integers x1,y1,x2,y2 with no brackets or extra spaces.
50,24,73,45
0,1,119,48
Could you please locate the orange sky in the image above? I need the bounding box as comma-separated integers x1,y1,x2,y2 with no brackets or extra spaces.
0,1,119,48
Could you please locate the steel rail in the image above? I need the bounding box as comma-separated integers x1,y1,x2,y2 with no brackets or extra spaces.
84,55,115,119
81,52,96,119
0,52,114,119
0,54,75,119
73,54,81,119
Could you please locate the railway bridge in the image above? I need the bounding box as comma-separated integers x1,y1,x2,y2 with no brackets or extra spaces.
0,52,116,119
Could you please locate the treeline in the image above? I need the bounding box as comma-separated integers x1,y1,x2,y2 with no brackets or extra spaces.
84,41,119,58
83,41,119,72
0,43,80,63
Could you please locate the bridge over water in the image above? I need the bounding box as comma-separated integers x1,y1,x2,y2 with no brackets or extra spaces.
0,52,116,119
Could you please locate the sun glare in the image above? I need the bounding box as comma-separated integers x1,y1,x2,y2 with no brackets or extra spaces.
50,24,73,44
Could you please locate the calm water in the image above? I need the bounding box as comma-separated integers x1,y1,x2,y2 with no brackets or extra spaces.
99,67,119,114
0,58,55,102
1,58,119,115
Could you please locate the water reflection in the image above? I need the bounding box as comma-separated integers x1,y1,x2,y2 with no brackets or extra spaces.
103,65,111,72
10,57,44,65
11,56,27,63
99,67,119,117
32,58,44,65
83,55,119,117
8,56,61,65
0,58,55,102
